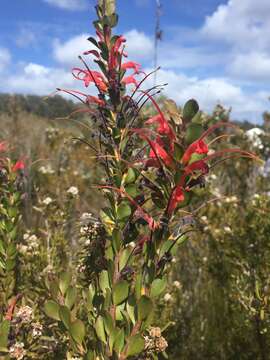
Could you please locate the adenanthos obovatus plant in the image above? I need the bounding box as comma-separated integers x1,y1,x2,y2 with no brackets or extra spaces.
44,2,260,359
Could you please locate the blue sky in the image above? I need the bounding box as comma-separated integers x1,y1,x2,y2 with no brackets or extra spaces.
0,0,270,123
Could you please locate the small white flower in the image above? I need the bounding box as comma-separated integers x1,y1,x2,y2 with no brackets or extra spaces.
171,257,177,263
173,281,181,289
80,226,88,235
9,342,26,360
43,197,53,206
29,234,38,242
16,306,33,323
210,174,217,180
224,226,232,234
201,216,208,222
18,245,28,254
67,186,79,196
80,212,93,221
202,256,208,263
129,242,136,248
23,233,30,240
164,293,172,302
253,193,260,199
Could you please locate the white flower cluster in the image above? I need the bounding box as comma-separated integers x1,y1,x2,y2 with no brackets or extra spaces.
16,305,33,323
67,186,79,197
246,127,265,149
42,197,53,206
39,164,55,175
18,233,39,255
9,342,26,360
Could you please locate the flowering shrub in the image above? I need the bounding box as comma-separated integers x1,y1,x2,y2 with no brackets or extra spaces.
41,3,259,360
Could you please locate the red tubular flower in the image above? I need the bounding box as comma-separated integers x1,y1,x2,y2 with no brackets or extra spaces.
168,185,185,215
86,96,105,106
122,75,138,86
121,61,141,74
140,91,176,144
12,160,25,172
184,159,209,175
148,140,174,168
145,114,175,144
72,68,107,91
182,139,209,164
132,128,174,169
108,35,126,72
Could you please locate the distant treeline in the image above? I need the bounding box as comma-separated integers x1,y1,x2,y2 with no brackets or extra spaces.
0,93,78,120
0,93,263,130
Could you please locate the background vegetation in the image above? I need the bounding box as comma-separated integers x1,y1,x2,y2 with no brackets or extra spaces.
1,94,270,359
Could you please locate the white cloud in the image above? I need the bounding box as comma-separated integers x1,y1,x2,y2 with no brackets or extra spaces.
229,52,270,81
53,33,90,66
124,30,154,62
3,63,74,95
43,0,88,11
151,68,268,122
0,47,11,72
53,29,154,68
202,0,270,51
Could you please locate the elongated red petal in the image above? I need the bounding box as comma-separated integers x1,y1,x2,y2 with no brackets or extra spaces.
168,185,185,215
182,139,208,164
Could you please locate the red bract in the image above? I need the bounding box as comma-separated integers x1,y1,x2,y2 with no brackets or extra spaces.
121,61,141,74
108,35,126,72
148,140,174,168
182,139,209,164
86,95,105,106
83,49,100,58
168,186,185,215
72,68,107,91
145,114,175,144
140,91,176,143
12,160,25,172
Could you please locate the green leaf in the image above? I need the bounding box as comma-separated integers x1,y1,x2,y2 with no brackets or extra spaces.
137,295,153,321
185,123,204,144
70,319,85,345
183,99,199,121
123,168,137,184
44,300,60,321
113,280,129,305
126,334,145,357
150,278,167,298
59,305,71,329
127,296,136,325
117,203,131,220
0,320,10,348
112,228,122,252
85,351,95,360
103,311,114,336
59,272,72,296
192,110,202,124
65,287,77,309
114,328,125,353
95,316,107,344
